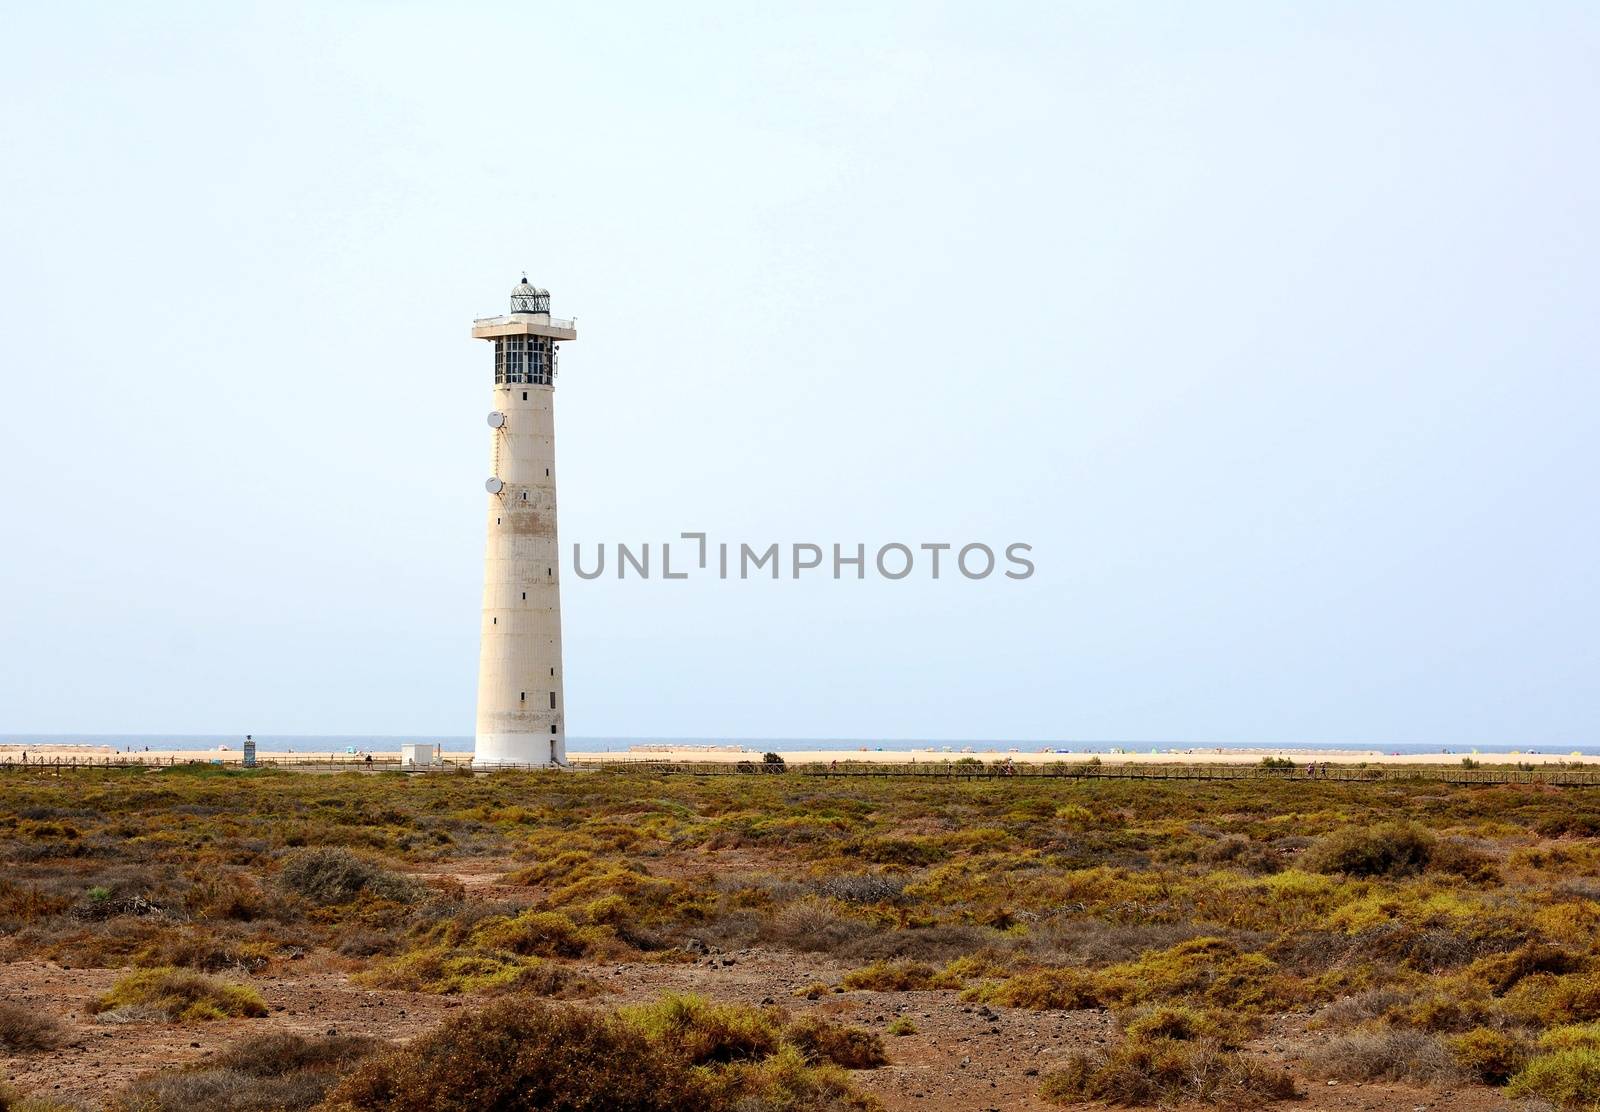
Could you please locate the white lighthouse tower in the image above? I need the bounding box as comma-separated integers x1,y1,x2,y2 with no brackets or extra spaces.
471,276,577,767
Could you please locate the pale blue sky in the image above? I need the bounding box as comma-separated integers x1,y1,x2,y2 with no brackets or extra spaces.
1,3,1595,746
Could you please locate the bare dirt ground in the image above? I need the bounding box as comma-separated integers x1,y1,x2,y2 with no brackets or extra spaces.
2,951,1512,1112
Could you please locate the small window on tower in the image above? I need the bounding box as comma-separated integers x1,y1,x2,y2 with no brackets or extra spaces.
545,468,550,476
521,591,526,600
522,391,528,401
550,725,557,735
549,692,556,709
521,492,527,501
520,692,525,702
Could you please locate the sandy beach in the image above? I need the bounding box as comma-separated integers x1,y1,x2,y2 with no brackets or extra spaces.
2,742,1591,767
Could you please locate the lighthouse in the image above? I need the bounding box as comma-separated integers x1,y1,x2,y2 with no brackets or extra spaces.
472,276,577,767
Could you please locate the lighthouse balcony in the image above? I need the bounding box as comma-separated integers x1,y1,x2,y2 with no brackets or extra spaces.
472,314,577,341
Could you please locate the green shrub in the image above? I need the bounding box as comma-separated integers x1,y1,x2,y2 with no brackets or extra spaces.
1302,823,1434,878
1542,1023,1600,1052
886,1017,916,1036
1507,1048,1600,1108
89,968,267,1022
1448,1027,1529,1085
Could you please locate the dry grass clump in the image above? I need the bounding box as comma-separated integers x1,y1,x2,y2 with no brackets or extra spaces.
0,1002,66,1052
1040,1036,1297,1107
106,1031,377,1112
321,996,881,1112
1302,1027,1461,1084
88,968,267,1022
276,848,417,906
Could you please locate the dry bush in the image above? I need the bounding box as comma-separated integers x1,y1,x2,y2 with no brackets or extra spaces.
784,1015,887,1069
838,924,996,963
357,946,598,997
1028,918,1212,966
336,930,399,957
622,995,782,1065
1471,943,1586,996
1121,1005,1249,1047
132,929,278,974
1041,1036,1297,1107
107,1031,377,1112
1349,921,1494,973
813,874,904,904
1429,837,1499,883
1302,823,1434,878
276,848,417,906
839,961,936,992
1200,834,1284,874
88,968,267,1022
760,901,875,954
323,999,710,1111
0,1002,66,1052
493,961,606,1000
472,910,594,958
1303,1028,1461,1084
701,1045,880,1112
1311,988,1413,1029
986,968,1101,1010
1448,1026,1530,1085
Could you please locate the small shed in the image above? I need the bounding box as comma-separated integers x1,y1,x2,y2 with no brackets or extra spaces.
401,743,437,769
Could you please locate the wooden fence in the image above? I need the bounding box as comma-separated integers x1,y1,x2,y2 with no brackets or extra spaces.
568,758,1600,787
5,754,1597,788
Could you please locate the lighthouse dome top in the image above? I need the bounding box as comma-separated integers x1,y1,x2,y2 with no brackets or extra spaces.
510,275,551,315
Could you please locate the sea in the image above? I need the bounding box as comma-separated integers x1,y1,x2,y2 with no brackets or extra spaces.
0,734,1594,757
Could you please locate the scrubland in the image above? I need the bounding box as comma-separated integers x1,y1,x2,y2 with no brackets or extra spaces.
2,764,1599,1109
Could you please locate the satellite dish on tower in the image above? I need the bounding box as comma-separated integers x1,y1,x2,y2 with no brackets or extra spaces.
487,411,506,428
485,477,505,494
